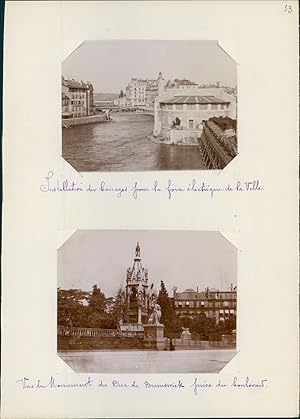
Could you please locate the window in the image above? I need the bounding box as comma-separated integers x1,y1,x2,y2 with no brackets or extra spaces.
211,104,219,110
201,301,205,306
186,104,196,110
185,301,190,306
175,104,183,110
178,302,182,307
188,119,195,129
199,104,208,110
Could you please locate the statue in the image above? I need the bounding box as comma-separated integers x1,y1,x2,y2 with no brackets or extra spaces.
180,327,192,341
148,304,162,325
135,242,141,258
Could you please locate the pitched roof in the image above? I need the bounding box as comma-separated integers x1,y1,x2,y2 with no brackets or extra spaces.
63,79,89,89
160,95,230,105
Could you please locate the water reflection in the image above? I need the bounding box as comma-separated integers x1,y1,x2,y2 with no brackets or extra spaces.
62,113,205,172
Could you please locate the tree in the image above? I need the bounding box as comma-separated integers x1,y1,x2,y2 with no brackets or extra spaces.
57,288,90,327
191,314,216,340
157,281,178,336
87,284,115,328
111,287,128,324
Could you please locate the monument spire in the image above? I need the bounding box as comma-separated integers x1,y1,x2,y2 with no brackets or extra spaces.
125,242,149,325
135,241,141,259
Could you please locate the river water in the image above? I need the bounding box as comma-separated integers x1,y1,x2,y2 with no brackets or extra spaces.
62,113,205,172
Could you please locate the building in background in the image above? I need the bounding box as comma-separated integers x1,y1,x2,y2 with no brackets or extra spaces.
123,72,167,109
113,96,128,107
62,76,94,118
145,72,167,108
165,78,199,91
125,78,148,107
172,286,237,324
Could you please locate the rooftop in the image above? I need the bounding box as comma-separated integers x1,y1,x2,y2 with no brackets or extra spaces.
62,78,92,89
166,79,198,88
210,116,237,131
160,95,230,105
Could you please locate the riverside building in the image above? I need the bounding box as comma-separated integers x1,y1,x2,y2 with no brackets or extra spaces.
62,77,94,118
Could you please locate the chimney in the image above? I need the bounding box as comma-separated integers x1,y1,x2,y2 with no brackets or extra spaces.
216,81,220,88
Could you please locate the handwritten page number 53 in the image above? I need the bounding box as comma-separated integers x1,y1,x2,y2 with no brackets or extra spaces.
284,4,292,13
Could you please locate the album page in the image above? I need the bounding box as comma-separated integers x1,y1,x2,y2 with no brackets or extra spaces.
2,1,299,418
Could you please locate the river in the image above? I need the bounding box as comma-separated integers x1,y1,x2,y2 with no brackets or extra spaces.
62,112,205,172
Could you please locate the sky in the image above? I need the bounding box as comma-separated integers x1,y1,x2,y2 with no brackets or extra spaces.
58,230,237,297
62,40,237,93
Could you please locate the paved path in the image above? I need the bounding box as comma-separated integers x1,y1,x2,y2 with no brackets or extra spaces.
58,349,236,374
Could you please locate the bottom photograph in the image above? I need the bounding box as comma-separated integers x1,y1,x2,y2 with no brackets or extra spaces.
57,230,237,373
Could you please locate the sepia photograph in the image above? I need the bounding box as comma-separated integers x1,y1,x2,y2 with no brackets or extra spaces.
62,41,237,172
57,230,237,373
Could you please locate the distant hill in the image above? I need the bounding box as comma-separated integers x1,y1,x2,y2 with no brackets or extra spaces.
94,92,119,101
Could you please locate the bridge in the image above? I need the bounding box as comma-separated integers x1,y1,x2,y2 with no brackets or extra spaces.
94,102,154,116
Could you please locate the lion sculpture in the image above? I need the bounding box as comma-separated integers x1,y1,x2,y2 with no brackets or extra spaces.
147,304,162,324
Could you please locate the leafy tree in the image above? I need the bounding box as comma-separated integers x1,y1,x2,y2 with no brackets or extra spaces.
58,285,117,329
216,315,236,335
191,314,216,340
87,284,116,328
111,287,128,324
57,288,90,327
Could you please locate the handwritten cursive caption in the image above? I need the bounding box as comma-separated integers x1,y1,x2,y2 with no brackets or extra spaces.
16,376,268,395
40,171,264,200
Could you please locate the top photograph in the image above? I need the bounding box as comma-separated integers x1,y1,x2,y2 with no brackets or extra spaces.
62,40,237,172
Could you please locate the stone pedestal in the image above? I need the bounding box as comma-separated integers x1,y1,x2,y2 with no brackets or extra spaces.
180,328,192,345
143,324,165,350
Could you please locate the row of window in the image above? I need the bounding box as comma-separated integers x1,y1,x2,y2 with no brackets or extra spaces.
177,310,236,316
162,103,228,111
175,301,235,308
69,88,87,93
71,93,85,99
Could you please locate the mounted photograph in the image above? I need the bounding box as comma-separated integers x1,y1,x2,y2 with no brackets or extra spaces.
62,40,237,172
57,230,237,373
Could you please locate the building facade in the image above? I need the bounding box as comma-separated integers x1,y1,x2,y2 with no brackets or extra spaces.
145,72,167,108
153,94,233,145
172,287,237,324
125,78,148,107
122,73,166,108
62,77,94,118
